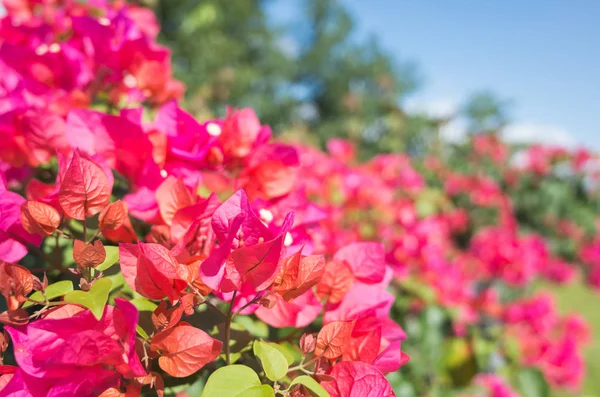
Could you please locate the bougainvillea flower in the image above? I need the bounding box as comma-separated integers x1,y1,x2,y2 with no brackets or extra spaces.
58,149,112,220
321,361,396,397
324,281,394,323
200,190,294,291
65,109,153,181
239,143,300,200
0,177,41,262
218,107,270,159
0,108,68,168
151,100,221,184
211,190,273,248
274,250,326,301
123,159,165,223
255,290,322,328
3,299,145,396
472,374,519,397
169,194,221,259
342,316,409,374
316,259,355,304
119,242,190,302
333,242,386,284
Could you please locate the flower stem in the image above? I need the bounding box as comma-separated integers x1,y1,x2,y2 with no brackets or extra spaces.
225,290,238,365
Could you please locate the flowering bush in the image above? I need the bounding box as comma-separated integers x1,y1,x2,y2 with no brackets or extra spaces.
294,135,600,395
0,2,598,397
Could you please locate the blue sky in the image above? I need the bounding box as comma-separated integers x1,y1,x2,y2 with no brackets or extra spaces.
269,0,600,147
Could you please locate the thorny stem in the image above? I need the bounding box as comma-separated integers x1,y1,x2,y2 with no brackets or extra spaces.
29,301,67,319
224,290,238,365
287,356,319,374
231,292,263,319
187,282,227,318
138,337,151,371
82,217,88,243
87,228,101,244
203,299,226,318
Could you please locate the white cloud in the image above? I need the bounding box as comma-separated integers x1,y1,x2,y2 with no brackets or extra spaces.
502,123,576,147
404,97,458,119
405,97,579,149
439,118,468,143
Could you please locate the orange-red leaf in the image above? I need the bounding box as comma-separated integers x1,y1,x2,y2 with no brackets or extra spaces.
20,201,61,236
0,330,8,353
156,177,194,225
299,333,316,354
73,240,106,269
120,243,190,302
274,250,301,291
181,257,212,296
277,253,326,301
180,293,203,315
0,262,33,310
58,150,111,220
315,320,355,360
0,308,29,326
316,260,355,304
225,235,284,292
99,386,141,397
102,215,138,243
343,326,382,364
152,301,184,333
133,372,164,397
99,200,128,230
150,323,222,377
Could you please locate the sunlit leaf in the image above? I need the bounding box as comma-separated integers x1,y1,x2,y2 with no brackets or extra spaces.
63,278,112,320
201,365,273,397
289,375,330,397
22,280,74,308
97,246,119,271
151,323,222,378
253,340,288,381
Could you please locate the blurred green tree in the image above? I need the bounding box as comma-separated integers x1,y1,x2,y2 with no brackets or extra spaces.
463,90,512,135
151,0,296,123
148,0,437,158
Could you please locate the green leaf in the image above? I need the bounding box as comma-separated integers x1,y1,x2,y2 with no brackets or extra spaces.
253,340,288,381
130,298,158,312
243,385,274,397
63,278,112,320
517,368,550,397
269,341,299,366
202,365,273,397
106,271,126,292
23,281,74,308
136,325,149,339
289,375,330,397
442,338,477,387
96,246,119,271
182,3,218,34
234,315,269,338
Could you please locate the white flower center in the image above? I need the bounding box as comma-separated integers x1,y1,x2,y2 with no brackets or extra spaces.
284,232,293,247
259,208,274,223
123,74,137,88
206,123,222,137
